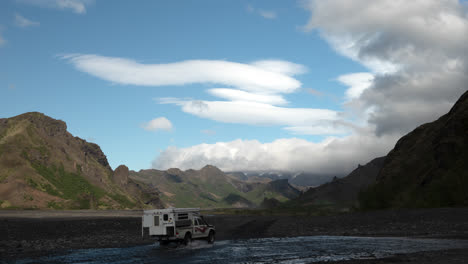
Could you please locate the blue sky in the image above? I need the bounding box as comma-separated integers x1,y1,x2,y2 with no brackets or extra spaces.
1,0,467,175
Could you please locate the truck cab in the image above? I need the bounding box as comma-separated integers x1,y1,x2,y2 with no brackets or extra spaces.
142,208,215,245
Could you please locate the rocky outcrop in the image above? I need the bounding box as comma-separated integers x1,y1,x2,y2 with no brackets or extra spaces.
113,165,130,187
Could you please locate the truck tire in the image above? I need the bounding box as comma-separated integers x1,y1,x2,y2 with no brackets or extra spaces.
183,233,192,245
207,231,215,244
159,240,170,246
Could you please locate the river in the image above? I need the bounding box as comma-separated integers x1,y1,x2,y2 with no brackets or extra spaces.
17,236,468,264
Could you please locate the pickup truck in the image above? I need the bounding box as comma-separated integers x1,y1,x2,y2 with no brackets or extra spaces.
142,208,215,245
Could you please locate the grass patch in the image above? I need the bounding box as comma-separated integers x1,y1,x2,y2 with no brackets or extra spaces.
47,201,63,209
26,178,38,188
23,194,34,201
108,193,135,209
30,161,106,209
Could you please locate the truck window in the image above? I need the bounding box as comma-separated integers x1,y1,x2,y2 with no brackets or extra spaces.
194,219,199,226
163,214,168,221
199,218,207,226
154,215,159,226
177,213,188,220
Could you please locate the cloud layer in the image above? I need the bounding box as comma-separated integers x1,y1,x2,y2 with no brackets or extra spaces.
154,132,399,175
15,14,40,28
158,98,338,127
142,117,173,132
247,4,277,19
17,0,93,14
63,55,303,94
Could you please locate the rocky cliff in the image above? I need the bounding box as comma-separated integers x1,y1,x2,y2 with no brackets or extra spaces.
0,112,162,209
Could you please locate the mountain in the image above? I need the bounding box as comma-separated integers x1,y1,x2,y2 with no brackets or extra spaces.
289,173,339,187
292,157,385,209
0,112,162,209
226,172,272,183
129,165,301,208
227,171,336,187
266,179,301,199
360,90,468,209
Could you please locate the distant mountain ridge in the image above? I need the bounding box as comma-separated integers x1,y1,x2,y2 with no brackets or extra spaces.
0,112,162,209
130,165,301,208
227,171,338,187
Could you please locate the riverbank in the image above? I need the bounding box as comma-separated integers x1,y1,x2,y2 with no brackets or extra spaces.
1,208,468,262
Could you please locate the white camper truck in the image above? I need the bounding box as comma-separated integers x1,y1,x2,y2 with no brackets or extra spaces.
142,208,215,245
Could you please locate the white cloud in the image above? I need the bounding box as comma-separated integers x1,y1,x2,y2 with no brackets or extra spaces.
207,88,288,105
247,4,278,20
17,0,94,14
15,14,40,28
62,54,302,94
153,132,399,175
258,10,277,19
142,117,173,132
337,73,374,100
251,60,307,76
158,98,342,132
283,124,349,136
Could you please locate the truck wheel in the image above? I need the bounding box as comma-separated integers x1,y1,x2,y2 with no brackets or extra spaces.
159,240,170,246
183,233,192,245
207,231,215,244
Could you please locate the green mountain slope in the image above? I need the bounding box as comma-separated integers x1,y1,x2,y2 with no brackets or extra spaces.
129,165,300,208
360,90,468,209
0,112,162,209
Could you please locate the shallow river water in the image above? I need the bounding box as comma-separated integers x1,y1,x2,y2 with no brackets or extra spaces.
18,236,468,264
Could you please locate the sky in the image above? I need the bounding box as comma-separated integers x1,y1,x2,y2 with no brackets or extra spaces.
1,0,467,177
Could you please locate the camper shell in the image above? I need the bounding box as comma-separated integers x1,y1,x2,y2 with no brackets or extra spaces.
142,208,215,245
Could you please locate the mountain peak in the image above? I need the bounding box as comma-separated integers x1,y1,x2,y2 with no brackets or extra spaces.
200,164,222,172
6,112,68,138
167,168,183,175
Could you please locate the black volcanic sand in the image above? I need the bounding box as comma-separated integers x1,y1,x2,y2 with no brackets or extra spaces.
1,208,468,263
